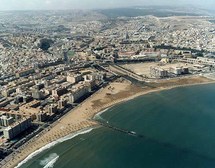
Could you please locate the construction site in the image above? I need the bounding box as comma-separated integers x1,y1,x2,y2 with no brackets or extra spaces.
108,59,215,82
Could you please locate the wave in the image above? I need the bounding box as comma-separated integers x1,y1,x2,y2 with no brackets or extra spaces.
40,153,59,168
15,128,93,168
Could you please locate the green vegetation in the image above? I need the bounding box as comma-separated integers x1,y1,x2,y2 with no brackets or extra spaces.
67,50,75,57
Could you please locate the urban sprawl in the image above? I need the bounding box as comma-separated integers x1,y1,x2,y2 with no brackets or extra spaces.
0,10,215,163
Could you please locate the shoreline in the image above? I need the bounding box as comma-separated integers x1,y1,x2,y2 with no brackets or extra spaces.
92,80,215,121
15,126,96,168
2,77,215,168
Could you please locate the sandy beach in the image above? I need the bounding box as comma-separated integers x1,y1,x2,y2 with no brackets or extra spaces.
1,76,215,168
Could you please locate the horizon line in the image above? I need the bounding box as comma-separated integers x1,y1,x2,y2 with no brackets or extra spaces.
0,4,213,12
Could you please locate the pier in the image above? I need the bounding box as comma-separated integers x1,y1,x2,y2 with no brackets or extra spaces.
96,120,145,138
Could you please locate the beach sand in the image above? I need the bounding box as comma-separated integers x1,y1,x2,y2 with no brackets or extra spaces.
1,76,214,168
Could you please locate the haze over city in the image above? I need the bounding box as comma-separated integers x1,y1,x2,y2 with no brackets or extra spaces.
0,0,214,10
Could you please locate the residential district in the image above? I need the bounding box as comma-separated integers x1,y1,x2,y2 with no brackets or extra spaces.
0,10,215,162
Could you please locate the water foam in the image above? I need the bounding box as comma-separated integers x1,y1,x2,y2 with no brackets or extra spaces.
94,107,110,122
40,153,59,168
15,128,93,168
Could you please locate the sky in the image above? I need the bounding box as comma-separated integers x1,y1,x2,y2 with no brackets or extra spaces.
0,0,214,10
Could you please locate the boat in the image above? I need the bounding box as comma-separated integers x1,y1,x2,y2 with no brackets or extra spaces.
128,131,137,135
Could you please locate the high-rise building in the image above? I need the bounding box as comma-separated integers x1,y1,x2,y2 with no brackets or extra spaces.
0,115,14,127
3,117,31,140
67,74,83,84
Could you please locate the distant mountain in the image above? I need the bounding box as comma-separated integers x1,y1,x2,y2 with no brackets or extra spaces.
96,6,214,18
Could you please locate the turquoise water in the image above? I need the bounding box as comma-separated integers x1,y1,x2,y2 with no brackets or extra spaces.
20,84,215,168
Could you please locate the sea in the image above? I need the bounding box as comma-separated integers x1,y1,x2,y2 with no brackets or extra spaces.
19,83,215,168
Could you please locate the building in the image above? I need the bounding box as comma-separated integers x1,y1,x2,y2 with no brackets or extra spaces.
19,100,41,120
35,83,45,90
117,51,136,59
0,99,13,108
1,88,16,97
14,96,24,104
47,104,58,115
67,73,83,84
182,67,189,74
58,99,67,109
182,51,192,58
169,67,183,75
83,74,96,82
168,66,189,75
16,68,35,78
69,84,91,103
36,112,47,122
150,67,168,78
180,57,215,66
3,117,31,140
32,90,45,100
0,115,14,127
52,87,68,97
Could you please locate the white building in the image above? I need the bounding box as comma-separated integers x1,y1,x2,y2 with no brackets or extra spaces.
0,115,14,127
69,84,91,103
67,73,83,84
3,117,31,140
150,67,168,78
180,57,215,66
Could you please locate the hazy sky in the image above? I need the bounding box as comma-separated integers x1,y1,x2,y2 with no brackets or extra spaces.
0,0,214,10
